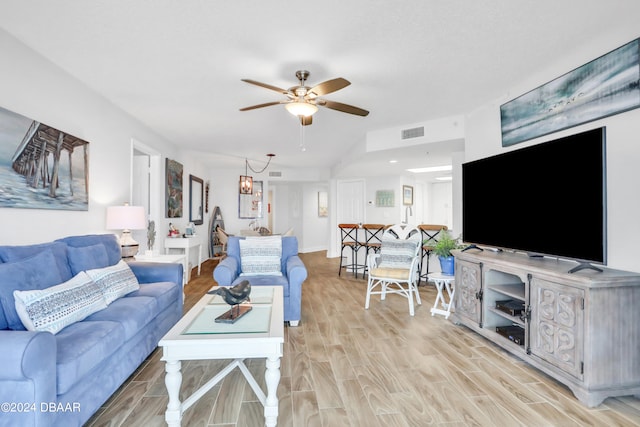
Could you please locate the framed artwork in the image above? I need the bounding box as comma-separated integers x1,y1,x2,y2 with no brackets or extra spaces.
239,180,263,219
376,190,395,207
318,191,328,217
501,38,640,146
402,185,413,206
189,174,203,225
165,158,183,218
0,105,89,211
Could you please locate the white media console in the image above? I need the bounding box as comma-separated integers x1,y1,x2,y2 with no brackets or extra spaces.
452,249,640,407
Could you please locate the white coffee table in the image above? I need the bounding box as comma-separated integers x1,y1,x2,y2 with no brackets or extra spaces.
159,286,284,427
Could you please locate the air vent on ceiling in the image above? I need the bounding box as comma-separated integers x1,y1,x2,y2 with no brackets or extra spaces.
401,126,425,140
269,171,282,177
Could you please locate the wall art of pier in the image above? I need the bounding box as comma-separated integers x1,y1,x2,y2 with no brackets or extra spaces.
4,120,89,210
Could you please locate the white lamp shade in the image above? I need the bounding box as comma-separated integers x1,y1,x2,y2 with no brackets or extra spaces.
106,205,146,230
285,101,318,117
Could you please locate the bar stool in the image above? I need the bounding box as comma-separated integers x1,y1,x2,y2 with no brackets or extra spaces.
361,224,387,278
418,224,448,285
338,224,365,277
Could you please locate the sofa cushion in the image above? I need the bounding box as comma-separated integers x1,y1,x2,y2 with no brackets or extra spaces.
55,234,122,267
0,241,73,282
14,271,107,334
232,275,290,297
0,250,63,330
67,244,110,276
55,320,125,395
129,281,180,313
85,261,140,305
239,236,283,276
84,295,158,340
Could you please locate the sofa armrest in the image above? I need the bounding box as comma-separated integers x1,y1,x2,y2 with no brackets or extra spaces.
128,261,183,287
285,256,307,322
213,257,240,286
286,255,307,284
0,330,57,421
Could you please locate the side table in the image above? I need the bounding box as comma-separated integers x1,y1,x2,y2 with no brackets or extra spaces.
427,272,455,319
164,237,202,283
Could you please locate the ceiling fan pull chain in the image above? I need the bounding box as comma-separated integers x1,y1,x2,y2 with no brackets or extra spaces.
299,123,306,152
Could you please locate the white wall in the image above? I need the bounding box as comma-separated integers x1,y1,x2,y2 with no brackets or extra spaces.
0,30,208,273
301,182,330,253
364,176,401,224
205,164,330,253
464,34,640,273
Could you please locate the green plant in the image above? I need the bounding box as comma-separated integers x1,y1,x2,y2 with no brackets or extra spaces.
427,229,463,258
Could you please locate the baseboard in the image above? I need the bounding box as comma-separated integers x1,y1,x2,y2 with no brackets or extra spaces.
299,245,327,254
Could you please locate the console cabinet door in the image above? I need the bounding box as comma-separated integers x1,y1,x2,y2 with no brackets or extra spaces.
455,259,482,325
529,277,584,380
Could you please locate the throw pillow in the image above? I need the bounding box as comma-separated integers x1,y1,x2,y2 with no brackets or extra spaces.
378,237,420,269
0,249,63,330
239,236,283,276
0,241,73,281
85,260,140,304
67,243,110,276
14,271,107,334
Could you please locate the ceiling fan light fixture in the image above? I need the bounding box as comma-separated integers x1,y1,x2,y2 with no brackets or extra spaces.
285,101,318,117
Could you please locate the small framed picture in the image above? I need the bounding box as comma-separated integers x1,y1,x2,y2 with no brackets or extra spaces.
402,185,413,206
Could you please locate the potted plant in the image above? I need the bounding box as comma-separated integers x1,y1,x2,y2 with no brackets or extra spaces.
428,229,463,275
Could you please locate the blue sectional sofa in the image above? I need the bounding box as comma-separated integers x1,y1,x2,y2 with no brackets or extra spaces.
213,235,307,326
0,234,183,427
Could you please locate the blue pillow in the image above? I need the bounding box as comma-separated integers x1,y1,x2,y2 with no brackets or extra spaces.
0,241,73,282
0,250,63,330
67,243,109,276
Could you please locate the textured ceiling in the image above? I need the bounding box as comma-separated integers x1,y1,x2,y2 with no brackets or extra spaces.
0,0,637,180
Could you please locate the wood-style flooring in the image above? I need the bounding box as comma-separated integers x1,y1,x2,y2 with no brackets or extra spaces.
86,251,640,426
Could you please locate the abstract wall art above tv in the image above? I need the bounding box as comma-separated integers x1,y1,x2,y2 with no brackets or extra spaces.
0,106,89,211
501,38,639,147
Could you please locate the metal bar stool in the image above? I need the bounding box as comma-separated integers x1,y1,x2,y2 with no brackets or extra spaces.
338,224,365,277
361,224,387,278
418,224,448,285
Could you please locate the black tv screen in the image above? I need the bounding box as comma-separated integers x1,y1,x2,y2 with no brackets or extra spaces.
462,127,606,265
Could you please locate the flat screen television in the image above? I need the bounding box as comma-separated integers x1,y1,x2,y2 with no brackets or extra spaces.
462,127,606,271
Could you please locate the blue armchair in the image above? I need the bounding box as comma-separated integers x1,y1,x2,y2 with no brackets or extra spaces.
213,236,307,326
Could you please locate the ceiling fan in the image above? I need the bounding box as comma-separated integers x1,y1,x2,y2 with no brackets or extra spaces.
239,70,369,126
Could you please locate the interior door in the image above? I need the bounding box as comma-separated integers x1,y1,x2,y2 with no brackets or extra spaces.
336,179,365,261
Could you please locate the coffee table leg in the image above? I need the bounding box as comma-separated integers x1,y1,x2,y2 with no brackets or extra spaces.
165,360,182,426
264,356,281,427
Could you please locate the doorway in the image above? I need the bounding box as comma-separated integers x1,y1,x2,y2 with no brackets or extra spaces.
131,139,161,253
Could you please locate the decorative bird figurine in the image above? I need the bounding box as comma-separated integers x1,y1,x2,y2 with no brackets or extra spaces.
208,280,252,305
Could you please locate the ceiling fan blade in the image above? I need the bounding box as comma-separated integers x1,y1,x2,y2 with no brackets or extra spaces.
308,78,350,97
300,115,312,126
241,79,288,95
318,99,369,116
239,101,283,111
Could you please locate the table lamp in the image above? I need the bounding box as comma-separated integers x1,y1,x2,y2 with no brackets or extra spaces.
106,204,147,258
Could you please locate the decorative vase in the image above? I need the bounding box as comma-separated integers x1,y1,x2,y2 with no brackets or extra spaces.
439,256,455,276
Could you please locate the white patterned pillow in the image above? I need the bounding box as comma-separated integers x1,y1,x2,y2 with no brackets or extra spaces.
239,236,283,276
379,237,420,269
85,260,140,304
14,271,107,334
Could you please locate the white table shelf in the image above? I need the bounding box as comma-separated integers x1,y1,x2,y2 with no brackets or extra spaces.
164,237,202,283
427,272,455,319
